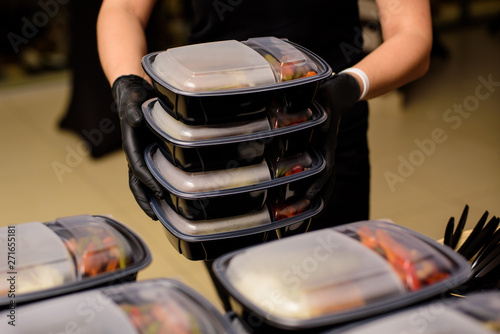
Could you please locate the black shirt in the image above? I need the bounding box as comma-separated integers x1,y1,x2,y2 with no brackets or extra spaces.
187,0,364,72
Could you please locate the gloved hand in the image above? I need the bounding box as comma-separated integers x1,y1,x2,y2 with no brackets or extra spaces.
306,72,361,204
112,74,165,219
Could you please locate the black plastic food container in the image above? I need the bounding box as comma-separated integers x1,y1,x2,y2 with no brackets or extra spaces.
0,214,151,309
151,196,323,261
142,37,332,125
212,220,471,333
145,143,325,221
324,291,500,334
0,278,235,333
143,98,327,172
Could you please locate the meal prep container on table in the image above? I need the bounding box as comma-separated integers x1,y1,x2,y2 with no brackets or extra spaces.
143,97,327,172
142,36,332,125
0,278,235,333
146,142,325,260
0,214,151,308
211,220,471,333
324,291,500,333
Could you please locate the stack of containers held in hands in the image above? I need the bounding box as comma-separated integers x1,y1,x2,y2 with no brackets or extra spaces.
141,37,333,260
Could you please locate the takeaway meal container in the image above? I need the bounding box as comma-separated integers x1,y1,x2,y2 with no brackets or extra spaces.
324,290,500,333
211,220,471,333
146,141,325,260
141,37,333,261
142,97,327,172
150,196,323,261
0,214,151,308
0,278,235,333
145,142,325,220
142,36,332,125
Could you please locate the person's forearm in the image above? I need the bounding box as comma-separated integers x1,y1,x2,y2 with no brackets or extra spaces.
348,0,433,100
97,0,156,85
354,29,432,100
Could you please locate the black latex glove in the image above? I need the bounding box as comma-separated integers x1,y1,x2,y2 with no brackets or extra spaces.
306,72,361,204
112,75,165,219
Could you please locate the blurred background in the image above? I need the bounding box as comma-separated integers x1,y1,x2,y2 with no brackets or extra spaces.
0,0,499,310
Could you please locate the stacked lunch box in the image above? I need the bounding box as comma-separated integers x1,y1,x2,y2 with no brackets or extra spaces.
141,37,334,260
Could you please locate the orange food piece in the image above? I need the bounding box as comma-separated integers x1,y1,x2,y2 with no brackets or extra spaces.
375,230,422,291
281,66,294,81
356,225,378,250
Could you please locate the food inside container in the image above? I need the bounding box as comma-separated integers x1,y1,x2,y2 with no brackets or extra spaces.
0,222,76,296
335,221,455,291
150,99,271,141
109,280,230,334
146,37,322,94
272,151,313,178
271,198,311,221
0,215,150,307
143,98,326,173
146,143,325,199
0,279,233,334
150,145,272,193
142,36,331,125
218,229,405,320
212,220,470,329
150,39,276,92
47,216,134,279
268,98,314,129
151,195,324,261
243,37,319,82
155,197,271,236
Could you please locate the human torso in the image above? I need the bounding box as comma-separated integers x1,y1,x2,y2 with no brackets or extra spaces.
187,0,363,72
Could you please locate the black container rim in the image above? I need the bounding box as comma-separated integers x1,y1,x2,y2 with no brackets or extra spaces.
141,38,333,97
211,220,472,331
143,97,328,148
0,215,152,308
151,196,323,242
145,143,326,199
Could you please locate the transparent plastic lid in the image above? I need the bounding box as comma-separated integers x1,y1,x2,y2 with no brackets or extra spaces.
270,198,311,221
221,229,405,320
144,37,329,94
150,99,271,142
335,221,457,291
272,151,313,178
151,40,276,92
143,98,327,149
48,215,134,279
155,198,271,236
244,37,319,82
1,279,233,333
339,306,491,334
151,146,272,193
214,221,471,328
107,280,229,334
0,222,76,295
331,292,500,334
1,290,137,334
451,292,500,329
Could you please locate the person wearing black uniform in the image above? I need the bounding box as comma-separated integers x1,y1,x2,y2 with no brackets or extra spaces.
97,0,432,310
